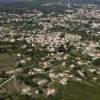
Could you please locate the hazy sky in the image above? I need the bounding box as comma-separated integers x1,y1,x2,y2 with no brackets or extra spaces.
0,0,33,2
0,0,100,3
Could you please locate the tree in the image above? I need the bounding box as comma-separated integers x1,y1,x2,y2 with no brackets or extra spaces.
93,58,100,66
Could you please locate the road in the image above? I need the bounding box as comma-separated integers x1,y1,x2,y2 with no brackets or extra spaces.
0,75,15,88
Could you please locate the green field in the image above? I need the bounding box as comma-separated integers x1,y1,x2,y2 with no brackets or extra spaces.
0,54,15,72
36,81,100,100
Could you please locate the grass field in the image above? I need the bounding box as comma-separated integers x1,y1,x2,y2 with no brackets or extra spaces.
37,81,100,100
0,54,15,72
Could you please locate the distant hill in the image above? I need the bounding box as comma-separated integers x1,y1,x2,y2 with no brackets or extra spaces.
0,0,100,4
0,0,100,10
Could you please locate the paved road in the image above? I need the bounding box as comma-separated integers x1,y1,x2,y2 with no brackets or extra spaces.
0,75,15,88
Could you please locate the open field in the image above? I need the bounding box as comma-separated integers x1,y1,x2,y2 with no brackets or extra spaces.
0,54,15,72
37,81,100,100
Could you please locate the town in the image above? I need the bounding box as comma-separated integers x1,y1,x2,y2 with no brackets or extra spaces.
0,3,100,100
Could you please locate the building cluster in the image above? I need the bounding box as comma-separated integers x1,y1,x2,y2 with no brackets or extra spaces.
0,4,100,98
